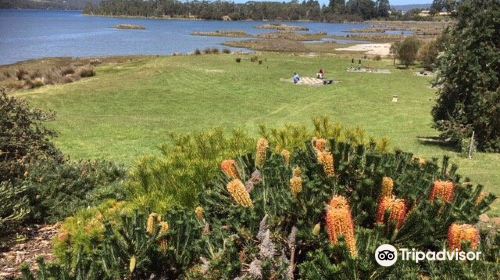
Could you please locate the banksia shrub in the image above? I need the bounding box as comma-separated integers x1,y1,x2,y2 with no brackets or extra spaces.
227,179,253,207
430,180,455,203
158,221,169,236
475,192,488,205
448,224,480,251
318,151,335,177
381,177,394,198
376,197,407,229
289,175,302,198
255,138,269,168
326,196,357,257
221,159,240,179
292,166,302,177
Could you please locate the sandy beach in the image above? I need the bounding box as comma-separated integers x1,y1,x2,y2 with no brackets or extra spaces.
336,43,392,56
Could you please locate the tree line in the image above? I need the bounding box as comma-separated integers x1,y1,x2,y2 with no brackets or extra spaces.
84,0,392,21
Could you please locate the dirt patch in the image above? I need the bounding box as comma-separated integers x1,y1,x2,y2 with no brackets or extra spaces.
0,224,59,279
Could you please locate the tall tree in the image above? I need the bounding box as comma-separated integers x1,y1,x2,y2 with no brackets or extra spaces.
432,0,500,151
376,0,390,17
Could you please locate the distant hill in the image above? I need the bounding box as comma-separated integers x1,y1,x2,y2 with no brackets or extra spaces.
0,0,101,10
392,4,432,12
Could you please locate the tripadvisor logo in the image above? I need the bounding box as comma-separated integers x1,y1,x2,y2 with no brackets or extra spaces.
374,244,482,267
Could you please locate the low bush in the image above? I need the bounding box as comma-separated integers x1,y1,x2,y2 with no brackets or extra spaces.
210,48,219,54
15,68,29,80
222,48,231,54
235,57,241,63
77,65,95,78
60,66,75,76
373,54,382,61
250,55,259,62
203,48,212,54
194,49,201,55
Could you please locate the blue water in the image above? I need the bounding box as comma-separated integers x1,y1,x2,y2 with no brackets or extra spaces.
0,9,371,65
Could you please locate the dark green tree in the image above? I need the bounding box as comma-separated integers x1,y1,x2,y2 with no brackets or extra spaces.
432,0,500,152
376,0,390,17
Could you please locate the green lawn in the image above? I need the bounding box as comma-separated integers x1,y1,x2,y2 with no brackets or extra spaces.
16,53,499,215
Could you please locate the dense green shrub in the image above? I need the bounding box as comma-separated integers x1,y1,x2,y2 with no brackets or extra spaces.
24,137,496,279
22,160,126,223
392,36,421,67
432,0,500,152
0,90,63,183
0,182,30,235
418,33,448,71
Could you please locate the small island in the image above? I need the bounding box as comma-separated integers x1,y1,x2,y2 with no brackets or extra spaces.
114,24,146,30
191,30,250,38
256,23,309,31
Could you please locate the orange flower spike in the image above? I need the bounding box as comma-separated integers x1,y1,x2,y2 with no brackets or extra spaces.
227,179,253,208
315,138,327,152
290,176,303,198
255,138,269,168
448,224,480,251
448,223,462,251
329,195,349,209
377,197,407,229
319,151,335,177
430,180,455,203
326,206,357,257
381,177,394,198
221,159,240,179
461,225,480,250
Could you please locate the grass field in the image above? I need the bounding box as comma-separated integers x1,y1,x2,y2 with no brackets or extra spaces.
14,53,499,215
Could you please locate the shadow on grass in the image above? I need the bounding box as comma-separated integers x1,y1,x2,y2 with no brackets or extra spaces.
417,136,457,152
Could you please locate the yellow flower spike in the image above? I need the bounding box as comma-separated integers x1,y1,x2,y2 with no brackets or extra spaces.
292,166,302,177
158,221,169,236
255,138,269,168
475,192,489,205
325,198,357,257
129,255,136,273
221,159,240,179
290,176,303,198
195,206,205,221
381,177,394,198
281,149,291,166
227,179,253,207
146,213,159,235
312,223,321,236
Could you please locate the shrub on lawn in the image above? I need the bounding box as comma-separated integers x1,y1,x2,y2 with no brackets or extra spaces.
194,49,201,55
203,48,212,54
222,48,231,54
250,55,259,62
392,36,421,67
235,57,241,63
211,48,219,54
373,55,382,61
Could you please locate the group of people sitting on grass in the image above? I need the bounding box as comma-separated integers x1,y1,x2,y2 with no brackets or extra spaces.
292,69,334,85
